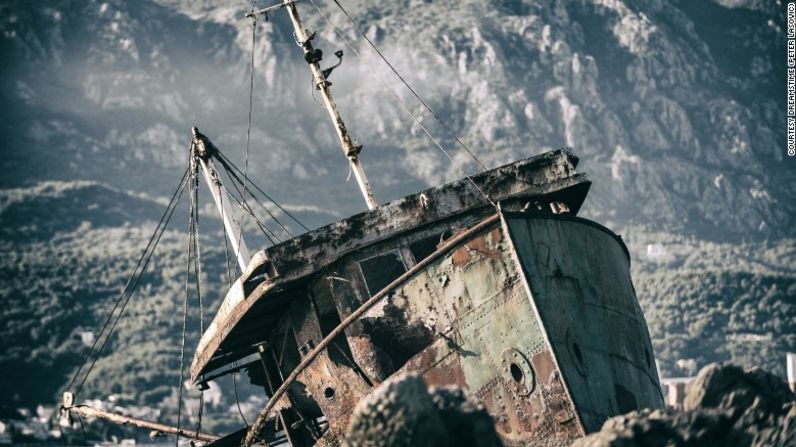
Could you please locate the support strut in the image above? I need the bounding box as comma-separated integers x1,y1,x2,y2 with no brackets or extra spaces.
61,393,220,443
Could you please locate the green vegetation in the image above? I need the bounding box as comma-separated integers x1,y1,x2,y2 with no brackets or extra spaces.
0,182,265,436
1,182,794,441
624,227,796,378
0,223,225,410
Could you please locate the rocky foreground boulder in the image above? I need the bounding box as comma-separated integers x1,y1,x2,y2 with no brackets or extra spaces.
343,373,502,447
344,363,795,447
572,363,796,447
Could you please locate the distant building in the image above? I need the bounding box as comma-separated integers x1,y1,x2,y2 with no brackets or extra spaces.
80,330,95,346
662,353,796,409
660,377,693,409
0,420,10,444
675,358,698,376
645,243,667,260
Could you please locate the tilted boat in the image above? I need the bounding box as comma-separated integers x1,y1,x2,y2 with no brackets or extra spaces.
62,1,664,446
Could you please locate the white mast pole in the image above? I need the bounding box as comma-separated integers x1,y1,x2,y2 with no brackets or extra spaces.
282,1,379,210
191,127,251,271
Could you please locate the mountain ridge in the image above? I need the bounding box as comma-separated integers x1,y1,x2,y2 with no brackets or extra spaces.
1,0,792,239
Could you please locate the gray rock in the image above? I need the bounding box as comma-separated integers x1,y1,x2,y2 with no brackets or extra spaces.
428,386,502,447
344,373,448,447
344,373,502,447
571,363,796,447
684,363,795,414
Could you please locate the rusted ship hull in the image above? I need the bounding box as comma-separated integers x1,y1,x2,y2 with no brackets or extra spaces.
280,211,664,446
189,150,664,446
386,212,664,445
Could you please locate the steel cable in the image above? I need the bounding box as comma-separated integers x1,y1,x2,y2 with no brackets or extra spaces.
175,164,197,446
308,0,496,208
329,0,487,172
71,168,190,398
215,150,307,234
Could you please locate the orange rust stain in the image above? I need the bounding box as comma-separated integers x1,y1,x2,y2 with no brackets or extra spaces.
451,228,504,267
532,350,557,384
452,246,471,266
488,228,503,244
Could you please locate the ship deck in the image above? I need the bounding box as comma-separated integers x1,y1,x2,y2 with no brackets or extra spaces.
191,149,591,381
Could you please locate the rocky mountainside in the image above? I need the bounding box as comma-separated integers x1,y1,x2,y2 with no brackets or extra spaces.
0,0,793,437
1,0,792,237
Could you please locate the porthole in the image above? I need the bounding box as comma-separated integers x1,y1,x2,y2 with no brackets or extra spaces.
501,348,535,397
566,328,589,377
510,363,524,383
573,342,584,365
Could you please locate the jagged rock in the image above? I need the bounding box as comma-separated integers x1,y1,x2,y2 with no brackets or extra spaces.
684,363,795,414
2,0,793,239
428,386,502,447
570,363,796,447
344,373,448,447
343,373,501,447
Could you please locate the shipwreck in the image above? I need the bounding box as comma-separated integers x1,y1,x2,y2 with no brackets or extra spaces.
61,1,665,446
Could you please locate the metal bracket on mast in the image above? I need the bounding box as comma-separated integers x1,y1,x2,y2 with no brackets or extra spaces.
249,0,378,210
191,127,252,271
245,0,305,19
282,0,379,209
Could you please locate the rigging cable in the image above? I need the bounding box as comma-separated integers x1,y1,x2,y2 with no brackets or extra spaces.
69,167,190,399
219,197,247,447
220,193,235,287
66,167,189,394
216,149,309,232
328,0,487,172
232,368,249,427
219,187,252,428
175,160,197,446
215,155,291,239
308,0,496,208
192,171,205,334
223,171,280,244
75,413,88,445
216,157,284,241
242,214,501,446
190,168,206,438
237,6,258,263
194,391,205,441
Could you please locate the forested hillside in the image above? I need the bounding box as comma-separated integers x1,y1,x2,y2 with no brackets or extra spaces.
625,229,796,377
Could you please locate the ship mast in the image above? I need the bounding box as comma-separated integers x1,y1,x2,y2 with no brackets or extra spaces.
249,0,378,210
191,127,252,270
